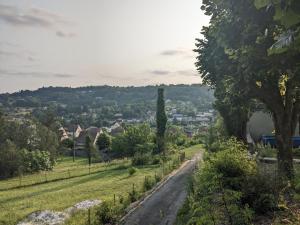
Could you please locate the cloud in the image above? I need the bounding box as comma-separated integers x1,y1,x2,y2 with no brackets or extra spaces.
0,69,76,78
0,41,20,48
56,30,76,38
0,50,18,57
0,49,35,61
176,70,198,77
27,56,35,61
149,70,171,75
160,49,186,56
160,48,195,57
0,3,73,29
146,69,198,77
53,73,75,78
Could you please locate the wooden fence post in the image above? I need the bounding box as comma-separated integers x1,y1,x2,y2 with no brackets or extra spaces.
88,208,91,225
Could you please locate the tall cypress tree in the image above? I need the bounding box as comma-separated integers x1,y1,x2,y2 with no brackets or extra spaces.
156,88,167,154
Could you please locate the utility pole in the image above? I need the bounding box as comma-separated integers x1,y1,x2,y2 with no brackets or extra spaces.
73,124,76,162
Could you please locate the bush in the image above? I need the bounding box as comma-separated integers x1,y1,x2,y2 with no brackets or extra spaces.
61,138,74,149
256,144,276,158
131,152,152,166
128,167,137,176
96,132,111,150
177,138,256,225
293,148,300,158
111,124,154,157
154,173,162,183
0,140,21,178
151,155,161,165
128,186,139,203
21,149,54,173
242,170,279,214
142,176,155,191
95,201,118,225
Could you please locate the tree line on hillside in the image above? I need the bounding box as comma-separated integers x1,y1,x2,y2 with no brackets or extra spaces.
0,85,214,128
195,0,300,180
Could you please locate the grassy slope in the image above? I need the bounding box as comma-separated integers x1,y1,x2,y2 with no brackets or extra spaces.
0,145,202,225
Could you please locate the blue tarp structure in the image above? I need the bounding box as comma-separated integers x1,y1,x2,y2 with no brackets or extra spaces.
262,135,300,148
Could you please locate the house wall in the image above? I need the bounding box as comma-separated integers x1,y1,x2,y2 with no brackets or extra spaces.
247,111,299,142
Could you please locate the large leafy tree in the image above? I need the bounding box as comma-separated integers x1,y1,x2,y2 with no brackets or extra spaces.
195,25,253,143
196,0,300,179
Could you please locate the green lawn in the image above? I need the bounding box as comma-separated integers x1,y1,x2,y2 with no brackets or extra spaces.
0,144,202,225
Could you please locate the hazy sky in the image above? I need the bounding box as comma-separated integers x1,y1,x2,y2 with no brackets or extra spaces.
0,0,209,93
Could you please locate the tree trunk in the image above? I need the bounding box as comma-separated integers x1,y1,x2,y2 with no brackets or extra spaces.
299,115,300,135
273,115,294,180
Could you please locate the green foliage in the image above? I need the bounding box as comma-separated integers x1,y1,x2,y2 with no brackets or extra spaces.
0,116,58,178
131,152,152,166
111,124,154,157
96,132,111,150
0,140,54,178
85,135,93,166
177,139,283,225
242,171,279,213
197,0,300,179
142,176,156,192
61,138,74,149
128,167,137,176
95,201,118,225
256,144,277,158
20,149,54,173
156,88,167,154
165,125,188,147
128,185,139,203
0,140,21,178
177,139,256,225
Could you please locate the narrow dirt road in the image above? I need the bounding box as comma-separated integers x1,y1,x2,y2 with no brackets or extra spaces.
122,151,203,225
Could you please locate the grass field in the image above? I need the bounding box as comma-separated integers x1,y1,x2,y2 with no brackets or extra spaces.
0,144,202,225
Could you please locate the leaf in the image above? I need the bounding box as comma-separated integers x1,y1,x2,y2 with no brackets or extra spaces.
268,30,295,55
274,6,300,28
254,0,272,9
256,81,262,88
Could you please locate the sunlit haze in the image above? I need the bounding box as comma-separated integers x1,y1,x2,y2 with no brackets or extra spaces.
0,0,209,93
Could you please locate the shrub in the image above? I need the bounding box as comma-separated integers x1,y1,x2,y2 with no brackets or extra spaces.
131,152,152,166
21,149,54,173
142,176,155,191
177,138,256,225
128,186,139,203
256,144,276,158
154,173,162,183
293,148,300,158
95,201,118,225
96,132,111,150
128,167,137,176
242,170,279,214
151,155,161,165
0,140,21,178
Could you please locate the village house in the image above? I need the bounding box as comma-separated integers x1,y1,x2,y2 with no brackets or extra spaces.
75,127,102,151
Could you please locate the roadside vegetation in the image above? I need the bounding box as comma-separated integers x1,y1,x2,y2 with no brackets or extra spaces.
176,0,300,224
177,127,300,225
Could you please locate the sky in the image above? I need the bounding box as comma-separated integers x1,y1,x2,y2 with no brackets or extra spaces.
0,0,210,93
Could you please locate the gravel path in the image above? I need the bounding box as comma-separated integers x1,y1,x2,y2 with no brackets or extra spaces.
122,151,203,225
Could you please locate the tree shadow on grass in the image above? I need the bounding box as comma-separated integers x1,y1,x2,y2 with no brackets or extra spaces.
0,169,128,205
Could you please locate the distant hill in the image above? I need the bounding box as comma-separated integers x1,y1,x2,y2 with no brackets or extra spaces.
0,84,214,127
